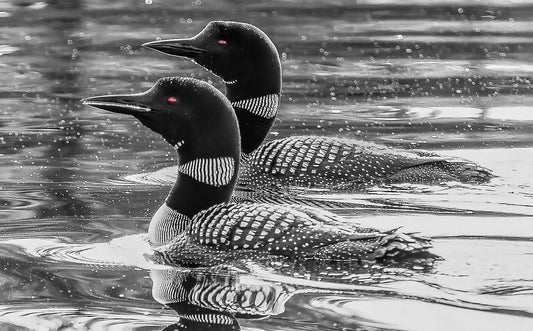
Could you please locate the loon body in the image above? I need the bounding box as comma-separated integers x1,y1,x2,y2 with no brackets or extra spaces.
82,77,431,265
142,21,492,189
239,135,485,189
151,202,428,267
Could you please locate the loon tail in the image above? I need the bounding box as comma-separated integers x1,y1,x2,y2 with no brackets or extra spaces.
445,160,493,183
376,228,433,260
388,157,493,184
313,228,433,263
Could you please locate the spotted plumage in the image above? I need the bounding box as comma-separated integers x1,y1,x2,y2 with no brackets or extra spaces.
150,202,432,267
238,135,492,190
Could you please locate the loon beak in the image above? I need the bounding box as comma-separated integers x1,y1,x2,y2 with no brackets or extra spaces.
81,93,152,115
142,38,206,58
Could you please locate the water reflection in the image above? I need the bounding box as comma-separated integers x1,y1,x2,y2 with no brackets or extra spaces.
152,268,290,331
149,252,437,331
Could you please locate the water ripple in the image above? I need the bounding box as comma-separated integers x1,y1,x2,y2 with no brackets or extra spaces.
0,303,177,331
306,295,533,331
4,234,153,269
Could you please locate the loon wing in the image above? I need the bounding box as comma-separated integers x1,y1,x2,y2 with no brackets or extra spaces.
242,136,491,187
188,203,385,255
150,203,432,266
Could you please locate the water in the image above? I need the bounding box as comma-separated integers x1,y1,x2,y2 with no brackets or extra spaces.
1,0,532,330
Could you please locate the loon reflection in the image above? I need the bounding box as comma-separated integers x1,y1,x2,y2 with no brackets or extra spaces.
153,267,293,331
152,255,435,331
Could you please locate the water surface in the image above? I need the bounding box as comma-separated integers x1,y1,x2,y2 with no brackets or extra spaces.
1,0,532,330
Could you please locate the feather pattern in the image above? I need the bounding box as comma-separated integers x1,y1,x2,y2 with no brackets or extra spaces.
178,157,235,187
150,202,432,267
149,203,191,245
231,94,279,118
237,135,493,189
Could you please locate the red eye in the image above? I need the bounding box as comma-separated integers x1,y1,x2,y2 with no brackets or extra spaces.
167,97,177,104
217,39,227,46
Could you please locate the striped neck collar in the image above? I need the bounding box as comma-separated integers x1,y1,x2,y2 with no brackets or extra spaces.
223,79,237,85
231,94,279,119
178,156,236,187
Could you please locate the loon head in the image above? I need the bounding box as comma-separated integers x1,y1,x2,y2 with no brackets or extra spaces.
81,77,240,160
82,77,241,217
142,21,281,89
143,21,282,154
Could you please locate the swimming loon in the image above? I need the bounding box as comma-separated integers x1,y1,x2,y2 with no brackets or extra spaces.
142,21,492,189
82,77,431,266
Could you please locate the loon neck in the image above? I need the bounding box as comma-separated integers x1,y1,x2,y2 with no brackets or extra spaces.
165,148,238,218
224,72,280,102
224,63,282,154
149,149,238,246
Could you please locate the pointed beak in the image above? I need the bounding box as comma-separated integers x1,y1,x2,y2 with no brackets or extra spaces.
142,38,206,58
81,93,152,115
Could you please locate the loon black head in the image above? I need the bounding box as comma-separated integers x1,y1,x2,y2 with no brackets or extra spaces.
143,21,282,153
142,21,281,91
82,77,241,217
82,77,239,160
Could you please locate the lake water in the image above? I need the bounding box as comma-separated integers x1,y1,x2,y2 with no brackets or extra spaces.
1,0,532,330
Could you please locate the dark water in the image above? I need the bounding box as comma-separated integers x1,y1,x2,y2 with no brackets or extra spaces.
1,0,533,330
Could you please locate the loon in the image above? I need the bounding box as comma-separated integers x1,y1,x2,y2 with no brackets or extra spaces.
142,21,492,190
82,77,431,266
